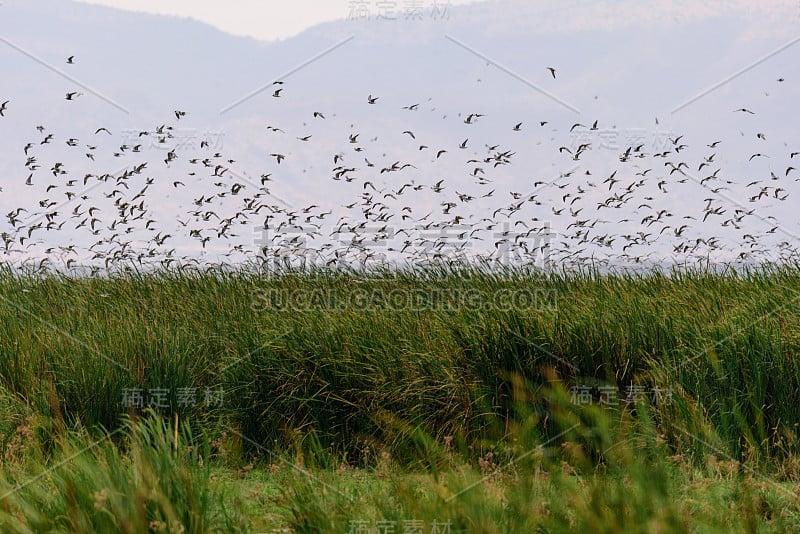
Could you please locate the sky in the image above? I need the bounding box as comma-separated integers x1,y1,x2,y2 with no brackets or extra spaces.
75,0,482,41
2,0,799,271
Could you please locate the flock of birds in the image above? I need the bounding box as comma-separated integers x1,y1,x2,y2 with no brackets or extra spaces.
1,54,798,275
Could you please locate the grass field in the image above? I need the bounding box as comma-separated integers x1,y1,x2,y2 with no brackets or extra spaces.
1,262,800,532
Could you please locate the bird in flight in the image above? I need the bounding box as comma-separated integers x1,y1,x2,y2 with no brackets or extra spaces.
0,100,8,116
547,67,556,78
367,94,379,104
65,92,82,100
67,56,74,64
175,110,187,120
273,88,283,97
734,108,755,114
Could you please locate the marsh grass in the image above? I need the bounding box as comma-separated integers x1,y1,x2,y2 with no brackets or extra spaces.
1,262,800,530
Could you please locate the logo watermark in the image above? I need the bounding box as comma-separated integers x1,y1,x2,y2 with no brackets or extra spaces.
252,222,552,269
346,518,452,533
119,128,224,152
569,384,674,407
120,387,224,409
568,127,679,154
347,1,453,21
251,286,558,312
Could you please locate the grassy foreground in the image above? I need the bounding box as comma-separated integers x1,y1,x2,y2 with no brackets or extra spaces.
1,263,800,532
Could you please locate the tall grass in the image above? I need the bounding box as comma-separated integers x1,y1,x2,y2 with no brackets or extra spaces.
2,263,800,463
0,410,248,532
1,262,800,530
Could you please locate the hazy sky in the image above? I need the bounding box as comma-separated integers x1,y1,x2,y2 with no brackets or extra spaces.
2,0,798,269
76,0,481,41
